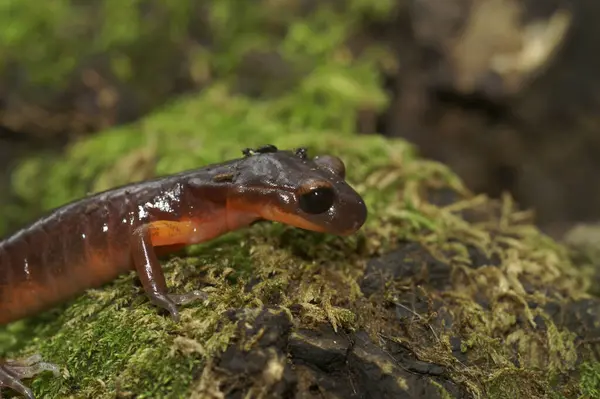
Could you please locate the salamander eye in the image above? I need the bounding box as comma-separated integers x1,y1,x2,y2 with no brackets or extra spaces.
313,155,345,179
298,186,335,214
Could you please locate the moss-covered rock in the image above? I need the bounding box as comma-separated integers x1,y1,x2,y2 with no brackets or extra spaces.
0,81,598,398
1,1,599,396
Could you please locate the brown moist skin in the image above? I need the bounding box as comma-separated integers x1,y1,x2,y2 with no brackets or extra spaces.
0,177,194,324
0,145,367,399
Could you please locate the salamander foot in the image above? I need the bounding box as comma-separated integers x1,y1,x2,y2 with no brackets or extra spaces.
164,290,209,322
148,290,209,323
0,354,59,399
168,290,208,305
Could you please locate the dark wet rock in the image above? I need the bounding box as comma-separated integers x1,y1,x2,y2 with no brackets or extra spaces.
206,306,470,398
360,242,453,296
215,308,297,398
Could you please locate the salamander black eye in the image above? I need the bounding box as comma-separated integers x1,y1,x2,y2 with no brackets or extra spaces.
299,187,335,214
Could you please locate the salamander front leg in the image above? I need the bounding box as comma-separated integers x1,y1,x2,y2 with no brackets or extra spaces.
131,222,207,322
0,354,59,399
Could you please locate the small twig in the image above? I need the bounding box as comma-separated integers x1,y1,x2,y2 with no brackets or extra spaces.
392,300,440,344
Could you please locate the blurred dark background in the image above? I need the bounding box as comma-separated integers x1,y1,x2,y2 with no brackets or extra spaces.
1,0,598,239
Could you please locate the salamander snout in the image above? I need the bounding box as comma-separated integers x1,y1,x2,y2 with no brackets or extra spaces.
263,169,367,236
332,202,367,236
256,179,368,236
312,181,367,236
294,154,367,235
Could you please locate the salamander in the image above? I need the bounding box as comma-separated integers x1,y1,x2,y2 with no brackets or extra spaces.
0,145,367,398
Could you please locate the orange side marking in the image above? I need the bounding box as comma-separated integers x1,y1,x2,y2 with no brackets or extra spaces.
147,220,198,247
227,197,325,233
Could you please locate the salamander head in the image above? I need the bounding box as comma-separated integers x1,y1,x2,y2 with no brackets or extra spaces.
227,145,367,236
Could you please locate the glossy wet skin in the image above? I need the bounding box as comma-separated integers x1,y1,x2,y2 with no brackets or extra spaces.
223,147,367,235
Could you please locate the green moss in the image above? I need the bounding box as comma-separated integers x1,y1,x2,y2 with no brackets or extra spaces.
0,0,193,85
580,362,600,398
429,380,454,399
0,0,393,124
